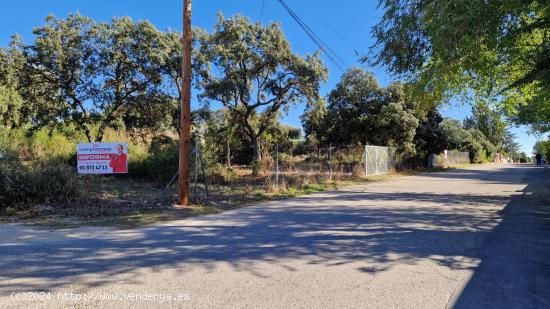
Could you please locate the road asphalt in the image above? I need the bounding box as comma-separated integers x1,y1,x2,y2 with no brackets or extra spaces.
1,164,549,308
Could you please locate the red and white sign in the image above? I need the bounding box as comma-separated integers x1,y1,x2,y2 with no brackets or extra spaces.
77,142,128,174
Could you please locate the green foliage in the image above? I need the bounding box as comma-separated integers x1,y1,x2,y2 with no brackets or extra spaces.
312,68,419,157
19,13,175,142
262,124,302,155
0,157,81,211
0,39,24,87
469,128,496,158
440,118,497,163
369,0,550,132
0,126,83,162
301,97,327,148
299,68,504,166
413,108,447,161
197,14,327,173
1,123,181,187
281,125,302,140
0,127,31,159
440,119,471,150
157,28,207,133
533,139,550,159
0,39,25,128
0,85,23,127
502,130,521,159
143,135,179,182
2,13,324,175
196,108,245,166
29,129,75,160
507,88,550,132
463,101,506,149
519,152,530,163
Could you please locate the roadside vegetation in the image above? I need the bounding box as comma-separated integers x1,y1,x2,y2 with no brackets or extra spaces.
533,140,550,162
1,3,544,223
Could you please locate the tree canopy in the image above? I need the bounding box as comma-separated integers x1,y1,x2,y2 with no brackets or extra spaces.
18,13,175,141
463,101,506,149
196,14,327,174
369,0,549,132
300,68,508,164
306,68,419,156
0,11,526,172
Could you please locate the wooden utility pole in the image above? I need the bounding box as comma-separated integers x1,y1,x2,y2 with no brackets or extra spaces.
178,0,192,206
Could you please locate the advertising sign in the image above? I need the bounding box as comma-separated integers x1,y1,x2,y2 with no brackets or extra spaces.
77,142,128,174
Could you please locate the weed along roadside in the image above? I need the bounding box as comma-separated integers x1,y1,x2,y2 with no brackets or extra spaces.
0,163,448,228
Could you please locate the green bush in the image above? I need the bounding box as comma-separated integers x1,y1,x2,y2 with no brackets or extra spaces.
465,141,484,163
208,163,238,184
126,141,151,178
144,135,179,182
0,156,81,212
30,129,75,160
0,152,23,209
27,160,81,204
0,127,33,159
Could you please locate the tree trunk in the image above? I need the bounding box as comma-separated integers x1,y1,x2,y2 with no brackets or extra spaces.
226,140,231,167
251,136,262,176
95,124,107,142
84,128,93,143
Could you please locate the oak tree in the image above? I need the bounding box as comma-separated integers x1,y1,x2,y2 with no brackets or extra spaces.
197,14,327,175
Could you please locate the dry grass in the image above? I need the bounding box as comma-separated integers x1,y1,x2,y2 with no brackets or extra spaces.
1,155,445,227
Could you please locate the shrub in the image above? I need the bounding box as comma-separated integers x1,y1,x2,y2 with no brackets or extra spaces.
30,129,75,160
208,163,238,184
0,127,33,160
26,160,82,204
520,156,528,163
252,155,274,176
144,135,179,182
0,156,81,213
465,141,484,163
0,152,25,209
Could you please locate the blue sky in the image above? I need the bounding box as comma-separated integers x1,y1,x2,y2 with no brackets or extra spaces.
0,0,542,153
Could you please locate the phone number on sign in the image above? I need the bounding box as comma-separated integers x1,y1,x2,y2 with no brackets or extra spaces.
78,164,109,171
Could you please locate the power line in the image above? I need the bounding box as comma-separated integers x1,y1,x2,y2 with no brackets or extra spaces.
260,0,265,24
321,20,361,57
277,0,347,71
276,0,347,72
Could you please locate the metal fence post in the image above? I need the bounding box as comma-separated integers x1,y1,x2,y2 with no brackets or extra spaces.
374,146,380,175
198,139,209,197
329,144,333,182
386,147,390,173
275,143,279,190
364,145,368,176
194,137,198,199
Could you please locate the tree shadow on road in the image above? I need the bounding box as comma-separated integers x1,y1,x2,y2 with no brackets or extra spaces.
0,165,548,308
450,167,550,308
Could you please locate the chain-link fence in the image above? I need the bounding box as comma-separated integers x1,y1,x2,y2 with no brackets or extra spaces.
160,144,474,204
270,144,366,190
429,150,470,168
363,145,394,176
170,143,399,204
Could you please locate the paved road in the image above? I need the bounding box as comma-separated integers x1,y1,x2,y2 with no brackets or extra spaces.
1,164,549,308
